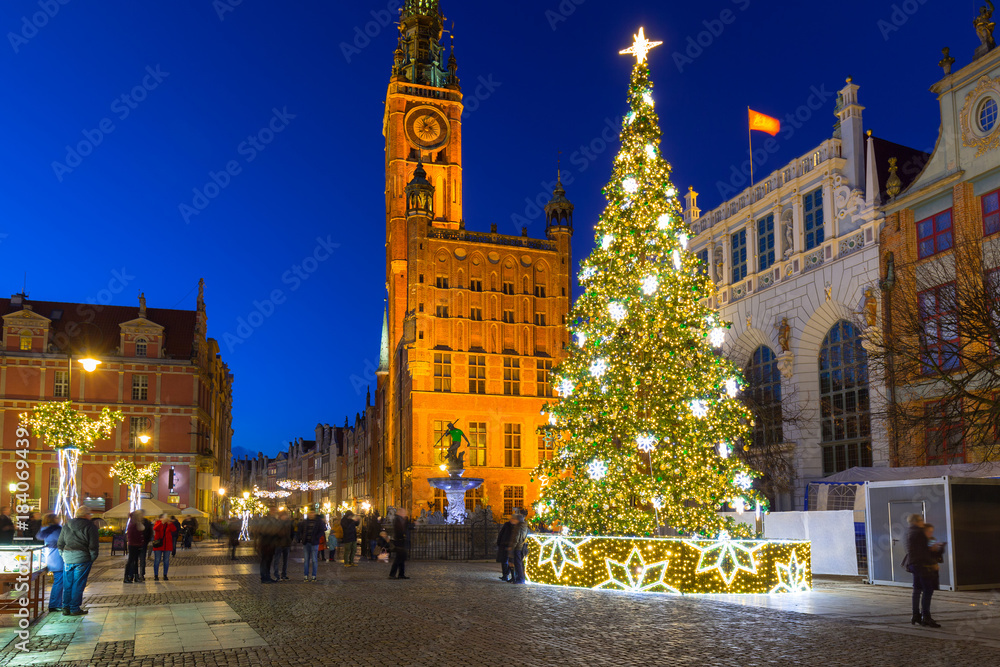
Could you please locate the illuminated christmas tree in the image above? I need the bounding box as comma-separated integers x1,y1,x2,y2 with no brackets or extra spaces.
534,29,763,538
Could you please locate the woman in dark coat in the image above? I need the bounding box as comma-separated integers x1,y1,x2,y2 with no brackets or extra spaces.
905,513,944,627
496,517,514,582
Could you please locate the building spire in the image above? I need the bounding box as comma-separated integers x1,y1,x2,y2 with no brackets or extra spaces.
377,307,390,376
395,0,449,87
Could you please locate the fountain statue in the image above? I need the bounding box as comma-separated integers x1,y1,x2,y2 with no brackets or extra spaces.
427,422,485,524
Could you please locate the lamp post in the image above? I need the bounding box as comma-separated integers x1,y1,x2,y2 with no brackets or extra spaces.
7,483,16,514
57,354,101,522
217,487,226,520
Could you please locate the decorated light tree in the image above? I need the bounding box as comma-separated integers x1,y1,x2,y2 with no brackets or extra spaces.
20,402,124,523
109,460,162,516
534,29,763,539
230,493,268,542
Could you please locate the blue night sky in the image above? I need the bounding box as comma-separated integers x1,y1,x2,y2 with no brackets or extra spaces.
0,1,974,457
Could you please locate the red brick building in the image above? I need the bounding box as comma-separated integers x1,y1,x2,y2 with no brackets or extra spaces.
0,282,233,515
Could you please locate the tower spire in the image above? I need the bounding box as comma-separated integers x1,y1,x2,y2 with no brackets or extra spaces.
377,307,390,377
396,0,449,87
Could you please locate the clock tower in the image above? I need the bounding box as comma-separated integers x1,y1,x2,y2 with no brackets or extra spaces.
384,0,463,351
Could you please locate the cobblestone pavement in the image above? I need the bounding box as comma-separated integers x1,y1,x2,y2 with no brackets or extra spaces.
1,542,999,666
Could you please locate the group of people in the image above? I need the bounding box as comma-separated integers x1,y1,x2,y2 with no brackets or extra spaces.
233,507,413,582
124,511,182,582
496,511,530,584
34,507,100,616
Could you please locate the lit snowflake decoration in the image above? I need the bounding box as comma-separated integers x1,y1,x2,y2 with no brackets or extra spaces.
690,530,766,587
643,91,654,107
608,301,627,323
690,399,709,418
672,250,682,270
537,535,591,578
587,459,608,480
769,549,811,593
557,378,575,396
709,327,726,347
678,233,689,250
717,442,731,459
650,496,663,510
595,546,678,593
636,434,657,452
601,234,614,251
575,331,587,347
724,377,739,398
732,497,746,515
641,275,658,296
657,213,671,230
534,502,549,516
734,472,754,491
645,144,656,160
548,413,558,426
589,358,608,378
581,266,597,281
622,177,639,194
665,186,676,198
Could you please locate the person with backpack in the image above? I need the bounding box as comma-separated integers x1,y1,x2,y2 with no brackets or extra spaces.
340,511,360,567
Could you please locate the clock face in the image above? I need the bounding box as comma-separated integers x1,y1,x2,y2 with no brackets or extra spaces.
405,107,450,150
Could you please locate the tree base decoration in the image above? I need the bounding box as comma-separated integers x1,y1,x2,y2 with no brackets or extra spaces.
525,533,811,594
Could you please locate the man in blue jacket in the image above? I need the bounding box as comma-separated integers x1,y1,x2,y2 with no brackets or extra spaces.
57,506,99,616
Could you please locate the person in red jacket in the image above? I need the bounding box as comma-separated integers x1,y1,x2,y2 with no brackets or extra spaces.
124,511,146,583
152,513,178,581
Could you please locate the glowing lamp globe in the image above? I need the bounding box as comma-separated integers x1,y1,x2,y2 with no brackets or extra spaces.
79,358,101,372
138,434,151,445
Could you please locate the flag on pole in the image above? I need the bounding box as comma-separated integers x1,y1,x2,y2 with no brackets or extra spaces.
748,108,781,136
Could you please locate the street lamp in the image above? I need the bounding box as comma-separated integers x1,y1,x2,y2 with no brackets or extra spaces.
78,358,101,373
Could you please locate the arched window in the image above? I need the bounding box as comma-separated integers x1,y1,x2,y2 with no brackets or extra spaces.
135,337,147,358
819,320,872,474
745,346,783,449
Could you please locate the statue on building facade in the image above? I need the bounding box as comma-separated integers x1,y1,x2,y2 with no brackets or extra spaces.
863,288,878,328
782,216,794,258
975,1,996,58
778,318,791,353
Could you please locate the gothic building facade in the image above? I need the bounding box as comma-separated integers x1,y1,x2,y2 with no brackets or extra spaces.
375,0,573,518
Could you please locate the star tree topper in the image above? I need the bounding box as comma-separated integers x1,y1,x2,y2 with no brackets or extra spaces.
619,27,662,64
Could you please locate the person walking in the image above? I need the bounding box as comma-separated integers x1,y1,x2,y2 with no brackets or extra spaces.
340,511,360,567
25,511,42,542
228,517,241,560
0,507,14,545
138,515,153,582
507,513,529,585
496,515,515,582
272,510,292,581
37,514,64,613
905,513,945,628
365,512,382,561
256,509,279,583
329,514,343,562
57,506,99,616
152,513,178,581
317,515,328,562
388,508,409,580
123,511,145,583
170,516,182,556
181,516,195,549
299,510,324,580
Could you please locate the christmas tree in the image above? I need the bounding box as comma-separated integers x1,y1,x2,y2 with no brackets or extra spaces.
534,29,763,538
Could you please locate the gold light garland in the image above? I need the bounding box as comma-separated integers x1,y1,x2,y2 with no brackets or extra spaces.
525,534,812,595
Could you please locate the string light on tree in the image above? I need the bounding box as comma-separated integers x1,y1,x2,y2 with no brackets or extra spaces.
532,25,765,541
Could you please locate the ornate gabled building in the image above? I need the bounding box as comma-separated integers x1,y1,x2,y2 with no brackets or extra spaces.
688,79,929,509
377,0,573,518
879,18,1000,467
0,283,233,516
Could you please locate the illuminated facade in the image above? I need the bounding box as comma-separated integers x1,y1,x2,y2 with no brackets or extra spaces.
377,0,573,518
687,79,929,509
0,284,233,515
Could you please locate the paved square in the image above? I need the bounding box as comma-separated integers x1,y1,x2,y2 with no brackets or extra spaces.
0,542,998,666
